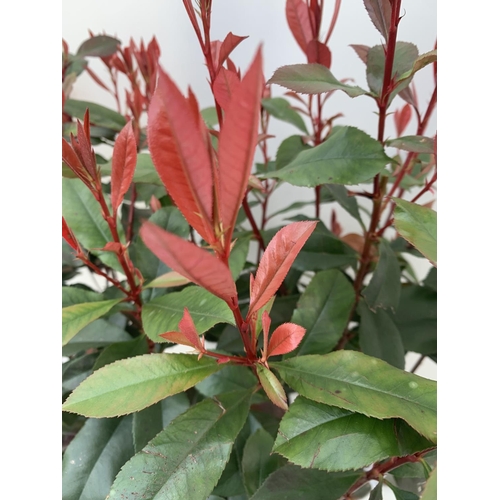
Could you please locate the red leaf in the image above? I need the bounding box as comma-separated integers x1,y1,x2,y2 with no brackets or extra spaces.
62,217,78,251
139,221,237,302
394,103,412,136
62,138,86,178
102,242,123,253
178,308,203,349
159,331,197,348
213,67,240,111
363,0,392,41
267,323,306,357
218,48,264,252
350,44,370,65
148,70,216,244
248,221,317,317
306,40,332,68
286,0,314,54
217,32,248,70
111,121,137,213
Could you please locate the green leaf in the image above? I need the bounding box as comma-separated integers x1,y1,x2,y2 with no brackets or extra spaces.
62,178,124,271
196,365,258,397
287,269,355,356
62,352,100,394
386,136,435,154
262,126,391,187
369,481,383,500
142,286,234,342
108,390,252,500
257,365,288,410
63,299,122,345
201,106,219,128
268,63,367,97
229,234,252,280
62,286,103,307
92,335,149,371
363,239,401,311
392,198,437,266
99,153,163,185
251,464,360,500
76,35,121,57
62,417,134,500
275,135,311,170
423,267,437,292
62,353,222,417
321,184,364,226
267,200,314,221
242,429,281,496
272,350,437,442
420,467,437,500
64,99,126,131
395,50,437,92
358,300,406,369
262,97,308,133
385,481,419,500
144,271,191,289
273,396,432,472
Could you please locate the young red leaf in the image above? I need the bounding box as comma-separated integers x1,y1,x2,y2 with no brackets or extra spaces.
62,138,88,181
248,221,317,317
286,0,314,54
306,40,332,69
267,323,306,358
178,308,203,350
159,330,197,348
148,70,216,244
261,310,272,360
217,32,248,70
213,67,240,111
139,221,237,303
62,217,78,251
394,103,412,137
363,0,392,41
111,121,137,214
256,364,288,411
217,48,264,251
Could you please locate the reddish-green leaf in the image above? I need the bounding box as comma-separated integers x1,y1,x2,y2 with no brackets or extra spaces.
363,0,392,41
62,217,78,251
394,104,412,136
76,35,121,57
218,32,248,70
111,121,137,213
148,70,215,243
140,221,237,302
286,0,314,53
256,365,288,410
268,323,306,357
306,40,332,68
213,67,240,111
248,221,317,316
160,307,204,350
218,48,264,249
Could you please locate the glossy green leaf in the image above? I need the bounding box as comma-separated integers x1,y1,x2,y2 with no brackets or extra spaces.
62,417,134,500
62,287,103,307
64,99,126,131
420,466,437,500
262,126,391,187
62,352,100,395
273,396,432,471
275,135,311,170
108,390,252,500
76,35,121,57
392,198,437,266
229,234,252,280
287,269,355,356
92,335,149,371
62,299,122,345
386,136,435,154
363,239,401,311
268,63,367,97
242,429,281,496
142,286,234,342
262,97,308,133
272,350,437,442
251,464,360,500
257,365,288,410
358,300,406,369
321,184,364,226
99,153,163,185
62,353,222,417
62,178,123,271
196,365,258,397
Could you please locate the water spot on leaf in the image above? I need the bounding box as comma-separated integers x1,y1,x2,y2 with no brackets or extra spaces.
409,381,418,389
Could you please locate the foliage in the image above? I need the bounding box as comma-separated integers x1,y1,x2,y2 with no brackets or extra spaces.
62,1,437,499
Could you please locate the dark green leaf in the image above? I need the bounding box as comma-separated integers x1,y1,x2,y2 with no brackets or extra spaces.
386,136,435,154
272,350,437,442
92,335,149,371
363,239,401,311
108,390,252,500
64,99,126,131
287,269,355,356
262,97,308,133
268,64,367,97
273,396,432,471
196,365,258,397
358,300,406,369
368,481,384,500
251,464,360,500
275,135,311,170
423,267,437,292
99,153,163,185
76,35,121,57
392,198,437,266
142,286,234,342
62,354,223,417
321,184,363,226
62,286,103,307
229,234,252,280
267,200,314,221
63,353,100,394
262,126,392,187
385,481,419,500
62,417,134,500
395,50,437,92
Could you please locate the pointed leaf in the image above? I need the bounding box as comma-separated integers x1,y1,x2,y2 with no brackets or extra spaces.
213,67,240,110
350,44,370,64
321,184,363,225
99,153,162,184
249,221,317,316
144,271,191,289
268,323,306,357
62,353,222,417
62,217,78,251
142,285,234,342
262,97,308,133
148,70,215,241
76,35,121,57
139,221,237,302
275,135,311,170
306,40,332,68
218,32,248,69
363,0,392,40
369,481,384,500
63,99,126,131
92,335,149,371
286,0,314,53
218,48,264,246
108,390,252,500
385,481,419,500
273,396,434,472
392,198,437,266
262,126,392,187
177,307,204,348
268,63,367,97
110,121,137,213
272,350,437,442
62,299,122,345
256,364,288,410
387,135,435,154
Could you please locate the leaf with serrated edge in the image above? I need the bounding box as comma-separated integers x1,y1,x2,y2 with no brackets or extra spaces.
272,350,437,442
262,97,308,133
268,323,306,357
108,390,252,500
62,353,222,417
363,0,392,40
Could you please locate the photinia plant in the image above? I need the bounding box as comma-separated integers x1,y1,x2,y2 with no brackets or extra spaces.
62,1,437,499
